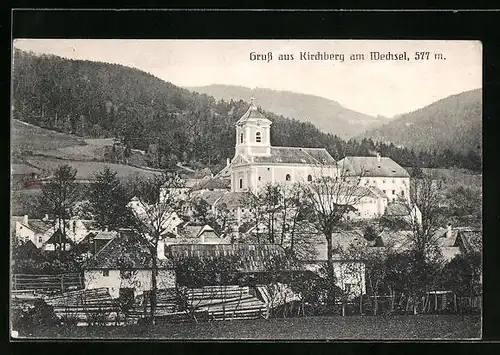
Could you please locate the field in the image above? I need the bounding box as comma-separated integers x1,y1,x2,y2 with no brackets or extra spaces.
24,156,162,181
15,315,481,340
11,119,86,153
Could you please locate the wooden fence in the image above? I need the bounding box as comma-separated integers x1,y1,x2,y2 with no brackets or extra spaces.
12,273,84,293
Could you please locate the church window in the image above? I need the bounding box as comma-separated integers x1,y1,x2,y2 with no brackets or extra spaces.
38,237,43,244
103,270,109,277
240,133,244,143
267,168,270,171
258,176,261,181
307,175,312,181
256,132,261,142
392,190,395,195
285,174,291,181
401,190,405,196
239,179,243,189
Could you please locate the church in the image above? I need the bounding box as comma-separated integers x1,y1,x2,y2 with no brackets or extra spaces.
227,99,337,193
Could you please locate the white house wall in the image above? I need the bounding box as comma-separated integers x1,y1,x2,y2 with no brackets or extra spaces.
359,177,410,203
84,269,176,299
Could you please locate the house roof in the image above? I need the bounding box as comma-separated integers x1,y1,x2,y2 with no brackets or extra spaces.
456,230,482,253
85,230,170,269
94,231,118,240
337,156,410,178
236,102,272,126
44,229,74,245
191,177,230,191
15,219,54,235
166,243,287,272
385,203,410,216
377,230,413,251
191,190,227,206
215,191,254,208
252,147,336,166
307,231,369,261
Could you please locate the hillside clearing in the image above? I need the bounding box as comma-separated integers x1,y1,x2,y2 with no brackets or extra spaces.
25,156,162,180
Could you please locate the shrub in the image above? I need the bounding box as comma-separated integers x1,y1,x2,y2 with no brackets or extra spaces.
11,299,61,335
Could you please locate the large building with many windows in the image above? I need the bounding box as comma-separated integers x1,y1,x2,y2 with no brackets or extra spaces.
229,99,337,193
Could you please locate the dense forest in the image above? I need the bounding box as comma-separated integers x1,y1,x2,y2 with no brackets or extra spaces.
12,49,482,173
359,89,482,156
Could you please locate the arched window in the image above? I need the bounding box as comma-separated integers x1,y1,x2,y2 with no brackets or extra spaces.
240,133,244,144
285,174,291,181
256,131,261,143
307,175,312,181
239,178,243,189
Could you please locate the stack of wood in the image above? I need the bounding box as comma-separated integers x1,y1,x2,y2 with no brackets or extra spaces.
184,285,267,321
11,289,44,311
127,288,179,323
255,283,301,309
44,288,120,325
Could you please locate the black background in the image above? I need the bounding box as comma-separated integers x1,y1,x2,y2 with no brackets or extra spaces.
5,7,500,354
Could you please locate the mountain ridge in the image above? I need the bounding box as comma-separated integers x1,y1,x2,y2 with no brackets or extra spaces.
356,88,482,154
186,84,390,138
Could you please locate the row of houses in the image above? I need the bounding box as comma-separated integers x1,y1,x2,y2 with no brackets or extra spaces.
78,221,481,300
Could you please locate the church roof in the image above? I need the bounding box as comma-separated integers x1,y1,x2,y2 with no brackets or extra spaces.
236,101,272,126
337,156,410,178
253,147,336,165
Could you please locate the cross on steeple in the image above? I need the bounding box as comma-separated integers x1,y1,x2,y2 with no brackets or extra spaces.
250,96,255,106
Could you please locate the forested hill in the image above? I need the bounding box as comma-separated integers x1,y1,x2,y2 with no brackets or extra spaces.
12,49,481,173
187,84,388,138
358,89,482,155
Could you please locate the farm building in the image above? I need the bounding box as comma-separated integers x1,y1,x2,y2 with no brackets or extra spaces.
83,229,175,299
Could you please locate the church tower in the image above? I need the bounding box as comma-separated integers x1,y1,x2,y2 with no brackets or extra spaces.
235,97,272,159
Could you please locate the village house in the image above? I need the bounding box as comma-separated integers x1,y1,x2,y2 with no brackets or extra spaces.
343,186,389,220
337,154,411,203
12,215,98,249
227,98,337,194
301,231,368,299
127,197,184,236
83,229,176,299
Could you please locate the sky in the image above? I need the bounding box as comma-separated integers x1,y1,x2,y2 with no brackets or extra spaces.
13,39,482,118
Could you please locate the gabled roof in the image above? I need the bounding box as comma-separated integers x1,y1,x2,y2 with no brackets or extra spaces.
85,230,170,269
253,147,336,166
15,219,54,235
337,156,409,178
191,190,226,206
166,243,287,272
454,229,482,253
236,102,272,126
385,203,410,216
94,231,118,240
307,230,369,262
215,191,254,208
44,229,74,246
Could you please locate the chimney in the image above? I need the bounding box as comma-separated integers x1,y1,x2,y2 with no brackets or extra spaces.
446,224,452,239
23,215,28,225
226,158,230,167
376,153,381,162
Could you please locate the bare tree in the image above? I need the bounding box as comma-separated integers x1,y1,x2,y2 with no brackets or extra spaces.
40,164,80,251
300,166,368,266
127,172,185,324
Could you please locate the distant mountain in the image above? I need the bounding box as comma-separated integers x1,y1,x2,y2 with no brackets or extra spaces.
186,84,389,139
357,89,482,155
